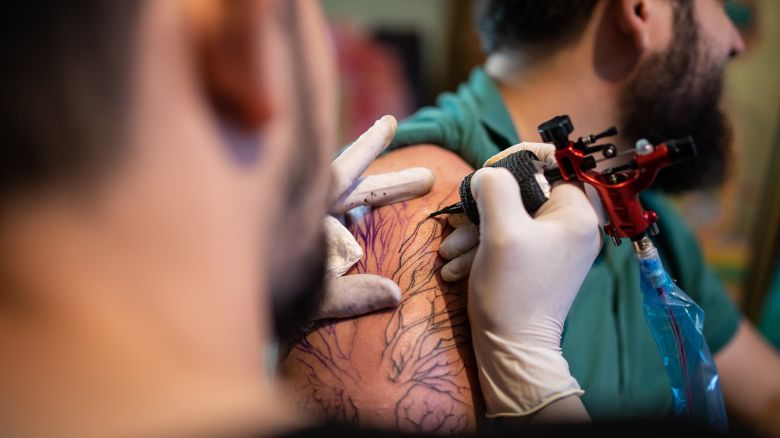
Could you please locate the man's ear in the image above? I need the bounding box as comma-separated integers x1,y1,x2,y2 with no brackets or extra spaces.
614,0,652,53
185,0,272,130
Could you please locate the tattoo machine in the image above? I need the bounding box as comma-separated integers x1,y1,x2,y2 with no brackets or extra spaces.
430,115,728,430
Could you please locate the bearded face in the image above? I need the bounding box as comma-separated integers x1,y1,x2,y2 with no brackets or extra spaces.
620,2,733,194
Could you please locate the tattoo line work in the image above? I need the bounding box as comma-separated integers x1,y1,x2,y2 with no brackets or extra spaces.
281,191,478,433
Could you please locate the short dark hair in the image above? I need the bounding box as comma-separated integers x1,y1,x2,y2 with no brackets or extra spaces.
0,2,141,202
476,0,599,55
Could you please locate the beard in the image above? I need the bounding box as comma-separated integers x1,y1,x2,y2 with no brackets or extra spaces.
619,2,733,194
269,232,327,344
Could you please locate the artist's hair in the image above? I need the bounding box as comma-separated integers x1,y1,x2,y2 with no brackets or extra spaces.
475,0,599,55
0,2,141,201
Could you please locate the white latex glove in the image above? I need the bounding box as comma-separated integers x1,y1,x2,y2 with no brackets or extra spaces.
315,116,435,320
439,142,601,282
467,165,601,417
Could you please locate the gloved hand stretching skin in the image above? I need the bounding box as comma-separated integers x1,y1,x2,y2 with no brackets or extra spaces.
315,116,435,320
467,165,601,417
439,142,603,282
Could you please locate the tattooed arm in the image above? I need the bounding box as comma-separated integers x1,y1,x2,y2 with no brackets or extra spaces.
279,145,482,433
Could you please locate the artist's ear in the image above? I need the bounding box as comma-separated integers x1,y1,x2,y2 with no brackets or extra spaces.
614,0,652,53
185,0,273,130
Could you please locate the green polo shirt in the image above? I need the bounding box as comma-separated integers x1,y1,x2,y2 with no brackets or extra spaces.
389,68,742,420
760,260,780,348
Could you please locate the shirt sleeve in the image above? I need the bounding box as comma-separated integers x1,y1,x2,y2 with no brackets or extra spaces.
644,192,742,354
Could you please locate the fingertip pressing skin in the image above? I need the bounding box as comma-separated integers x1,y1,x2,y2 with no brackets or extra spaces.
370,275,403,306
440,247,477,282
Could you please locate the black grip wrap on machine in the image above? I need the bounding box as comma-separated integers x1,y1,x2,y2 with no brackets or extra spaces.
458,150,548,225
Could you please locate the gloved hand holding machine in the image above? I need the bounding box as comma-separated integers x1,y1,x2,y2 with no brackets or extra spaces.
431,115,728,430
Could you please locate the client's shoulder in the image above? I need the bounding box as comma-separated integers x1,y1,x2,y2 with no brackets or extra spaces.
279,144,481,434
376,144,473,180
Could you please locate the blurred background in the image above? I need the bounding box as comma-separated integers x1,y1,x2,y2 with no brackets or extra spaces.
322,0,780,347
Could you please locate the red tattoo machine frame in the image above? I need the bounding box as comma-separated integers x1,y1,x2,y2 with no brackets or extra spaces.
538,115,696,245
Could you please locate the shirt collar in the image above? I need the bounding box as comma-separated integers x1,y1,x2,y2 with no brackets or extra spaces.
469,68,608,263
468,68,520,147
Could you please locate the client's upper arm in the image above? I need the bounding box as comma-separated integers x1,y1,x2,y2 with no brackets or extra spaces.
279,145,481,433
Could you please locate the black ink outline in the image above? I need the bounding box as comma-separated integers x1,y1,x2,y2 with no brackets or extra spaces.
280,190,479,433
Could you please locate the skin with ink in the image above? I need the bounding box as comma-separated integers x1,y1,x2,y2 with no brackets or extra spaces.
279,145,482,433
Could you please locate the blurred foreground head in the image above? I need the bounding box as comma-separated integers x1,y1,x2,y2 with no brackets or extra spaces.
477,0,745,193
0,1,337,436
